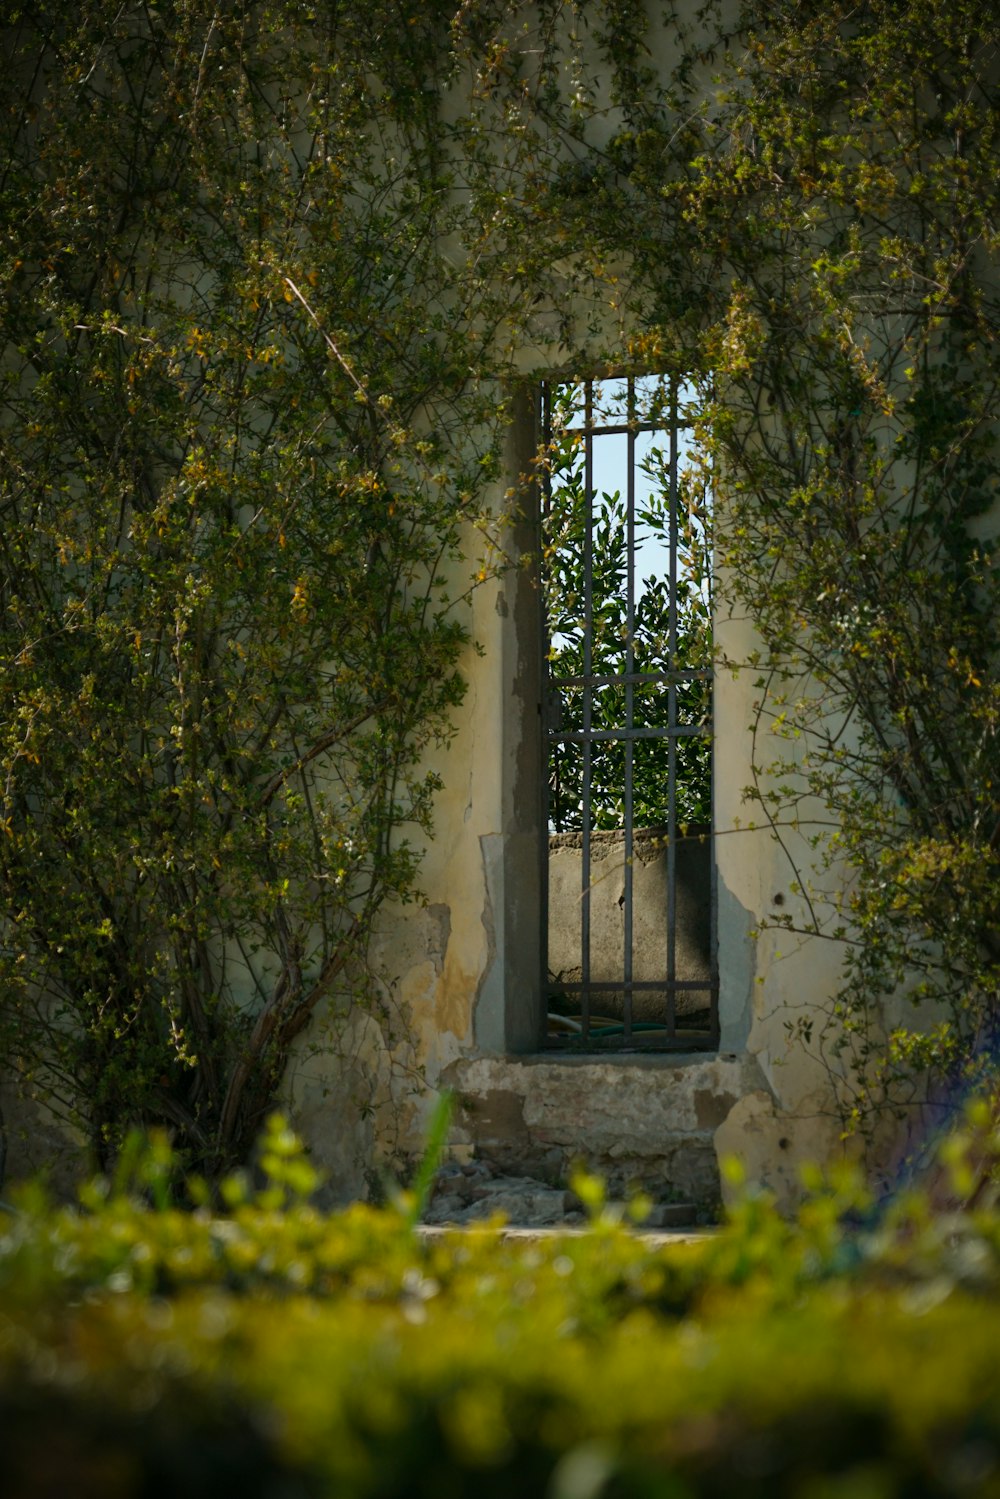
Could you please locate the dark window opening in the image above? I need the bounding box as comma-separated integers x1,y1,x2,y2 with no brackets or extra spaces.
540,376,717,1051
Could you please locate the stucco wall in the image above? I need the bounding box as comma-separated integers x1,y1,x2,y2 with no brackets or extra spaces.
278,6,871,1213
265,1,919,1210
0,2,978,1213
547,826,712,1022
276,386,865,1213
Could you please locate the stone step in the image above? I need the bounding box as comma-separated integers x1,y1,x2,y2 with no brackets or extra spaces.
422,1163,699,1230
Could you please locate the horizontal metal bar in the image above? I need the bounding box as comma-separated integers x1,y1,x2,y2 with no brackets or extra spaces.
549,668,711,688
553,420,693,439
549,725,709,742
548,980,718,993
546,1033,717,1051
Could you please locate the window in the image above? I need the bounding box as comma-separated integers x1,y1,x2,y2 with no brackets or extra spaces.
540,375,717,1049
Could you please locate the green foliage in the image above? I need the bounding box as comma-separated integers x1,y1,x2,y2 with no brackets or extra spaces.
472,0,1000,1125
1,0,999,1169
3,1117,1000,1495
551,0,1000,1126
0,2,533,1173
403,1088,455,1229
678,0,1000,1126
542,378,713,831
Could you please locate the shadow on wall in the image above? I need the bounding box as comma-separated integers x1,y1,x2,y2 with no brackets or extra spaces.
547,825,712,1023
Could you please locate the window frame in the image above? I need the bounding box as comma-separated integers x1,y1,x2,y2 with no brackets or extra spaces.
538,374,718,1053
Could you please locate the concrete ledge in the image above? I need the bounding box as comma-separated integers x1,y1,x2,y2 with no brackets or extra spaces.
443,1050,766,1207
416,1224,715,1247
506,1050,738,1069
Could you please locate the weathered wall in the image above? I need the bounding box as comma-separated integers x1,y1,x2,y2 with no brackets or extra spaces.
280,396,863,1212
277,5,870,1215
710,600,856,1203
212,0,945,1212
0,1078,88,1197
442,1051,764,1205
547,827,712,1022
0,2,984,1213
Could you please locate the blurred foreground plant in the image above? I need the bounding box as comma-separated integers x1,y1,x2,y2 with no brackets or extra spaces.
1,1112,1000,1495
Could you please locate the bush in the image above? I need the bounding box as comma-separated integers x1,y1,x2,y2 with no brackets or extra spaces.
0,1,516,1173
3,1115,1000,1497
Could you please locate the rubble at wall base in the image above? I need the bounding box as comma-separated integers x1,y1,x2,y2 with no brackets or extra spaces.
440,1051,765,1214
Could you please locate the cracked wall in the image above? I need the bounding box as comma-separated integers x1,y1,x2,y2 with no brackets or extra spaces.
280,391,861,1213
277,9,890,1212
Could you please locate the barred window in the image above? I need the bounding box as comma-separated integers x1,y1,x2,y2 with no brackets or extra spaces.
540,375,717,1050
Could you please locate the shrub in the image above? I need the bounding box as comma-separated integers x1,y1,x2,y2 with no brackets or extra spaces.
2,1115,1000,1496
0,2,517,1174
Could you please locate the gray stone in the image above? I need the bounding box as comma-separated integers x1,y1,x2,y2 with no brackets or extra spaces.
423,1192,469,1224
445,1052,765,1212
462,1186,570,1226
423,1161,702,1231
548,826,712,1022
644,1202,697,1229
465,1173,561,1203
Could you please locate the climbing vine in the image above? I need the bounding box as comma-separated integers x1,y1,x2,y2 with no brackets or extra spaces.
0,1,534,1173
602,0,1000,1129
699,0,1000,1130
1,0,998,1171
484,0,1000,1133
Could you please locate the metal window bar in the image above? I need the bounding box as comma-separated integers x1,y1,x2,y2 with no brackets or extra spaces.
542,376,718,1051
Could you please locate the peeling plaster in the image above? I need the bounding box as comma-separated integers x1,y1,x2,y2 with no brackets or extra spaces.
472,831,501,1052
445,1052,768,1206
714,1088,858,1213
425,903,452,977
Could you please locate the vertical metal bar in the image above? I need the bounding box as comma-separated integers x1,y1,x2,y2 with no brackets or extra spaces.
709,677,719,1043
542,373,716,1051
581,381,593,1039
704,386,719,1044
541,382,552,1045
666,379,678,1039
623,379,635,1043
